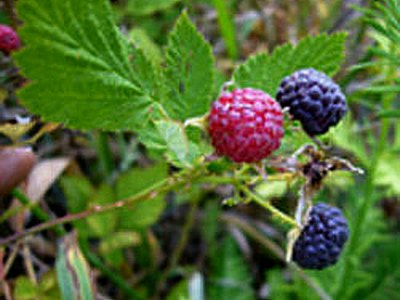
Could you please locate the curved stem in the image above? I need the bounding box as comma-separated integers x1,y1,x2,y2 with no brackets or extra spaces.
239,186,299,228
0,169,202,247
0,165,296,247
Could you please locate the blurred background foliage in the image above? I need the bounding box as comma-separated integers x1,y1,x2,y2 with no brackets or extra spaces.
0,0,399,299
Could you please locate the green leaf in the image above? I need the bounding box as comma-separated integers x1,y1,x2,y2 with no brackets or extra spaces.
155,119,193,166
60,176,94,234
116,162,167,229
38,271,58,293
99,231,141,254
212,0,238,59
164,12,215,120
15,0,152,131
266,269,296,300
376,151,400,197
207,236,254,300
377,109,400,118
233,33,347,96
167,280,191,300
130,28,163,65
363,85,400,93
130,46,166,102
127,0,181,16
86,184,117,237
14,277,39,300
56,235,94,300
356,237,400,300
255,181,288,200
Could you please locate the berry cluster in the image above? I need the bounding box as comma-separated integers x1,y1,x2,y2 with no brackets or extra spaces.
207,70,350,270
292,203,349,270
207,88,284,163
207,69,347,163
0,24,20,54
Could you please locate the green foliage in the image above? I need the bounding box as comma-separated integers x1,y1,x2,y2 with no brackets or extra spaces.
15,0,215,167
116,162,167,229
360,0,400,61
10,0,400,299
233,33,347,95
167,273,205,300
60,176,94,233
15,0,152,131
207,236,254,300
14,277,38,300
212,0,238,59
163,12,214,120
129,28,163,65
155,120,192,166
60,163,167,267
352,0,400,100
86,184,117,237
127,0,181,16
354,237,400,300
14,272,60,300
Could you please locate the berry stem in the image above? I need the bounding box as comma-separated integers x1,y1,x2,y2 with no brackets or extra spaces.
294,184,314,226
0,160,298,247
239,185,299,228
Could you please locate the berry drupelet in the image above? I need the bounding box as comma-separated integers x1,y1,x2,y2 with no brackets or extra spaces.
277,68,347,136
208,88,284,163
292,203,349,270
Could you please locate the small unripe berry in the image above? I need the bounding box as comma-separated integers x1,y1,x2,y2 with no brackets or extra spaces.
0,24,21,54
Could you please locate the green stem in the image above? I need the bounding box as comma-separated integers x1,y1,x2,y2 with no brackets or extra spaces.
212,0,238,60
11,189,65,236
0,202,35,224
239,186,299,228
0,167,206,246
1,167,296,247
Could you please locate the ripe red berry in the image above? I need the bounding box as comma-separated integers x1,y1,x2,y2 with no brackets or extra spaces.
207,88,284,163
0,24,21,54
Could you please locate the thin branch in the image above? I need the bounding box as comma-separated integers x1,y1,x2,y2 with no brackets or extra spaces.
0,168,212,247
0,175,180,246
239,185,299,228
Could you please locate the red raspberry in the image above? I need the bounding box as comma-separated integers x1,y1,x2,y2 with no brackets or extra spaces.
0,24,21,54
208,88,284,163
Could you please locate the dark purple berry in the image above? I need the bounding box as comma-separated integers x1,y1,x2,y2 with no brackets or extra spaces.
293,203,349,270
277,69,347,136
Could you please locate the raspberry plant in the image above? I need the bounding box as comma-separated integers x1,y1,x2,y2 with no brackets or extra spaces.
5,0,397,299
